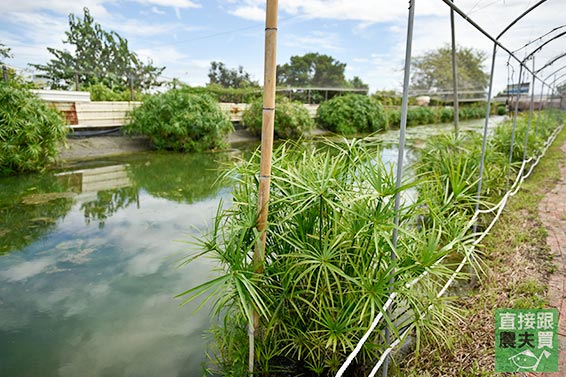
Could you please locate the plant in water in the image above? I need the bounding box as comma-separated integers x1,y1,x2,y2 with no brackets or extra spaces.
316,94,386,135
124,89,233,152
179,139,473,375
242,96,314,139
0,82,67,175
416,131,511,218
491,111,554,164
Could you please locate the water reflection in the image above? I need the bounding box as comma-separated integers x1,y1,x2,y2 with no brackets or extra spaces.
128,151,232,204
0,174,75,255
56,165,139,229
0,150,233,377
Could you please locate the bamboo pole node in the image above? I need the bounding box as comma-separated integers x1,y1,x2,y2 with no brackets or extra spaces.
265,27,278,31
263,107,275,111
259,175,271,179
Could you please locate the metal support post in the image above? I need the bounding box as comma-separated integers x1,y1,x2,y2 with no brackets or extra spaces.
523,57,536,162
450,0,459,133
383,1,416,376
506,63,524,192
473,42,497,234
534,83,545,138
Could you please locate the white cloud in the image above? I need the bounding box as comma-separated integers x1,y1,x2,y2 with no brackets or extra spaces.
132,0,200,9
281,31,342,52
225,0,447,24
2,0,110,17
151,6,166,15
136,46,189,66
107,18,178,38
230,6,265,21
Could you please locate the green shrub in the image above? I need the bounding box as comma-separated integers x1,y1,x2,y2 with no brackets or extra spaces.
0,83,67,175
86,83,147,102
183,84,261,103
124,89,233,152
407,107,437,126
242,96,313,139
459,106,485,120
417,131,511,216
385,106,454,128
387,108,402,129
372,91,402,106
438,107,455,123
182,139,465,375
316,94,386,134
491,112,555,163
496,105,507,116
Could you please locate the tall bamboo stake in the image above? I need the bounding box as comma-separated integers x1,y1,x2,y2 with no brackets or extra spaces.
249,0,278,375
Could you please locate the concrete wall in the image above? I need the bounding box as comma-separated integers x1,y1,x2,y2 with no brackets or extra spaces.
74,101,141,128
33,90,320,129
31,90,91,103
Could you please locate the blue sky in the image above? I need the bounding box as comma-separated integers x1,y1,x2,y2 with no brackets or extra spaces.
1,0,565,93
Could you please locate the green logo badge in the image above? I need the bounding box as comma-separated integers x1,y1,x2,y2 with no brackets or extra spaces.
495,309,558,372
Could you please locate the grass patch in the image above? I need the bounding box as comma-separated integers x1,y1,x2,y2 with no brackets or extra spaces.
398,125,565,376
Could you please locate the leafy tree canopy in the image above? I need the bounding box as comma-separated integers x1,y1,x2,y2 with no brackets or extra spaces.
277,52,367,89
348,76,369,89
208,61,258,88
410,45,489,92
32,7,164,91
0,42,12,65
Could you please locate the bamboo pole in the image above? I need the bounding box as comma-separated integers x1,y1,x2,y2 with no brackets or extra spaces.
249,0,278,375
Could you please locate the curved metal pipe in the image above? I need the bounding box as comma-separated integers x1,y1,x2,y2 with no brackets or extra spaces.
536,52,566,74
496,0,549,40
544,64,566,82
513,24,566,54
440,0,549,86
523,31,566,62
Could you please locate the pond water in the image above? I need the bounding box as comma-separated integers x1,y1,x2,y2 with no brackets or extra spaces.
0,152,238,377
0,117,502,376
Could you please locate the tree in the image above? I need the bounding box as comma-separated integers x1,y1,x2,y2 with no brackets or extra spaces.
348,76,369,89
208,61,258,88
410,45,489,93
0,42,12,65
277,53,350,87
32,7,164,91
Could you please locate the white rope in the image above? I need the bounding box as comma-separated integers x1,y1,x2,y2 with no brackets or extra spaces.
335,293,398,376
336,124,563,376
367,326,413,377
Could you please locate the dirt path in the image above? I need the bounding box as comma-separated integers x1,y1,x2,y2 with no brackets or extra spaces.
535,142,566,375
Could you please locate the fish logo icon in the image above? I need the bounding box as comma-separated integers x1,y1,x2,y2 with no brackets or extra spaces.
509,349,551,371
